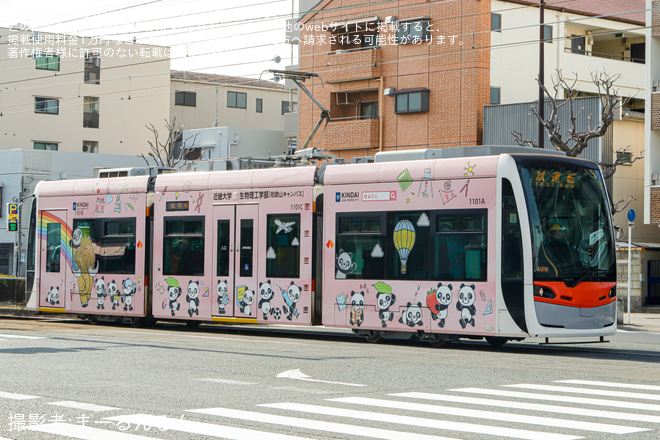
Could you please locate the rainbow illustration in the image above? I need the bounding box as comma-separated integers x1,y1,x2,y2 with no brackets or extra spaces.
38,211,74,269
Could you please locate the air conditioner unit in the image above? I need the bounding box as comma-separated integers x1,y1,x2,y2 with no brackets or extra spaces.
384,87,396,96
82,145,89,153
385,16,397,24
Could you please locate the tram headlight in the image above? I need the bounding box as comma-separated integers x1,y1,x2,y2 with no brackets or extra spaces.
609,286,616,299
534,285,556,299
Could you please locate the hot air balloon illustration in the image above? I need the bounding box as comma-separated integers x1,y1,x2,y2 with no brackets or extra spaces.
393,220,416,274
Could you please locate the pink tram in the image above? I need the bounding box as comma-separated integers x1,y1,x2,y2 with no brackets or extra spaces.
30,148,617,345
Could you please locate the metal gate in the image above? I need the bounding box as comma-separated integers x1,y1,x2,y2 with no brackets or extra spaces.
647,260,660,305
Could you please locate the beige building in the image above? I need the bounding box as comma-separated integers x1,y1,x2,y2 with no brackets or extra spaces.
170,70,297,149
0,26,170,156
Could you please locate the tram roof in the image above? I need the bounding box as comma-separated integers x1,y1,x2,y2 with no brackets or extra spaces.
154,164,318,192
35,175,151,197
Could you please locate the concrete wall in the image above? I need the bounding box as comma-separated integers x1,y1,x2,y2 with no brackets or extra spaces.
0,28,171,156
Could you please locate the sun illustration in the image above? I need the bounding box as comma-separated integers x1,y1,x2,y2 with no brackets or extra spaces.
464,161,477,177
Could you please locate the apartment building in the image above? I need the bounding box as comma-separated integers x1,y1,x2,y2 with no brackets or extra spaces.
170,70,297,149
0,27,171,156
295,0,645,161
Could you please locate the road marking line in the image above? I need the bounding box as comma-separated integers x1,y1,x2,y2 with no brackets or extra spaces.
329,396,647,435
505,384,660,401
188,407,460,440
106,414,319,440
256,403,582,440
451,388,660,412
28,423,162,440
197,378,258,385
0,333,44,339
392,392,660,424
48,401,119,412
277,369,366,387
554,380,660,392
0,391,41,400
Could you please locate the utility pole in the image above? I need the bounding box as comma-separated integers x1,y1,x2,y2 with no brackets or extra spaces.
538,0,545,149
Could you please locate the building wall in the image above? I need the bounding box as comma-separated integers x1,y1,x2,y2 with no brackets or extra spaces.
0,28,171,156
491,1,645,105
298,0,491,161
170,80,292,131
646,0,660,224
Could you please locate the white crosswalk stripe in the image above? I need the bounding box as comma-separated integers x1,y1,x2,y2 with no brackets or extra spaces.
11,380,660,440
0,333,45,340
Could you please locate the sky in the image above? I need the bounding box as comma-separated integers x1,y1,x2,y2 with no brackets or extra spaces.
3,0,300,79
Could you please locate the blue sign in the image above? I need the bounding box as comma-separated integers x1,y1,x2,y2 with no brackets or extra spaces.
627,208,636,223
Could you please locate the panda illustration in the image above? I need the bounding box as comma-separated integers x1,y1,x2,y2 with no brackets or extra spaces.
108,280,121,310
336,249,357,279
456,283,477,329
376,290,396,328
428,283,453,328
167,280,182,316
121,278,137,312
238,289,254,316
46,286,60,305
349,290,365,326
186,280,200,317
399,302,424,327
69,228,82,251
282,282,301,321
95,277,106,309
258,280,275,320
216,280,229,314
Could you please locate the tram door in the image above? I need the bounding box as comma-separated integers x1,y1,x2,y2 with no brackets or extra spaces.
212,204,258,319
39,209,67,310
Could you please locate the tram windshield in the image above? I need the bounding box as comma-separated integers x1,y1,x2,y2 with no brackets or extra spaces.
518,162,616,284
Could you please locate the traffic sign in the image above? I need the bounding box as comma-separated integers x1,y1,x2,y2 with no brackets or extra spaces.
6,203,18,232
627,208,636,223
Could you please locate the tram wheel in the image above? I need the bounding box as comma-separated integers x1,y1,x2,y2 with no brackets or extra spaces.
186,321,201,329
87,315,99,325
365,332,382,343
429,339,446,348
485,336,508,347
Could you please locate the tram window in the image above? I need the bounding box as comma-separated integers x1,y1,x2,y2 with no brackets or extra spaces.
433,211,487,281
45,222,61,273
216,220,230,277
387,212,431,280
73,218,136,274
266,214,300,278
502,179,523,279
163,217,204,276
336,214,384,279
240,219,253,277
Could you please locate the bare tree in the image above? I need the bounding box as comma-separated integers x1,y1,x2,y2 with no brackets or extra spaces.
512,70,643,213
140,116,199,169
513,70,628,156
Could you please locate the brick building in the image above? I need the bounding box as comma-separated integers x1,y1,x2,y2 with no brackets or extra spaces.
297,0,491,160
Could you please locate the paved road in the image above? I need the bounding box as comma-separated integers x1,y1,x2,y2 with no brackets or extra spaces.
0,318,657,440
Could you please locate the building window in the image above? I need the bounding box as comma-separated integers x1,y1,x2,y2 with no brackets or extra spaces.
329,19,381,51
34,97,59,114
35,54,59,71
256,98,263,113
360,102,378,119
491,13,502,32
83,96,99,129
281,100,298,114
82,141,99,153
34,142,58,151
490,87,501,105
227,91,247,109
84,56,100,84
394,89,429,114
396,19,431,44
543,25,553,43
175,91,196,107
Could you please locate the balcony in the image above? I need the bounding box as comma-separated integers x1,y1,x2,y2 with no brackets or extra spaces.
324,47,381,83
319,117,379,150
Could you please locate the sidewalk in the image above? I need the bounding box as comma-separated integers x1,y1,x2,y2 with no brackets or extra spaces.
1,305,659,333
